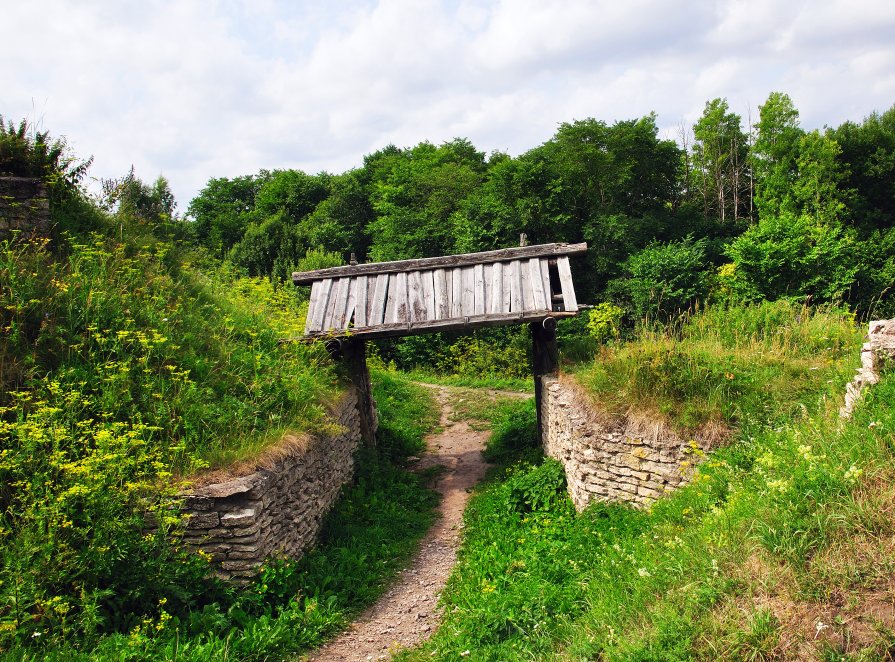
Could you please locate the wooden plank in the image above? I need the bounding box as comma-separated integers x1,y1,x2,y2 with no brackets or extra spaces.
520,257,534,311
310,278,335,333
433,268,450,320
305,280,323,334
366,275,378,322
384,274,397,324
508,260,523,313
369,274,389,326
473,264,485,316
293,242,589,284
556,256,578,312
323,278,348,331
303,309,577,339
392,271,409,323
335,278,357,330
421,270,436,320
528,258,548,311
451,267,463,318
407,271,427,324
461,266,475,317
540,259,552,310
354,276,368,327
500,261,512,313
482,264,493,315
489,261,504,314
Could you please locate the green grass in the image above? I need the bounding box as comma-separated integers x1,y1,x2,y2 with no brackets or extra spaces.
571,300,862,432
400,367,532,392
2,370,442,660
0,230,348,653
394,304,895,661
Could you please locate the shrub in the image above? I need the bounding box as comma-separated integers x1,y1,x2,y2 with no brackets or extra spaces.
607,236,710,320
724,213,859,303
586,302,624,344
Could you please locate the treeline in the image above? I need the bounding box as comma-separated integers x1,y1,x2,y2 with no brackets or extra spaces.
187,93,895,321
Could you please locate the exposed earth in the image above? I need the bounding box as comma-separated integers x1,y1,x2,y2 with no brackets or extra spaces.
306,384,529,661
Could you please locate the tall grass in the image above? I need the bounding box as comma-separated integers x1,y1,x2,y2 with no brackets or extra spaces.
1,365,442,660
572,300,861,431
0,231,342,653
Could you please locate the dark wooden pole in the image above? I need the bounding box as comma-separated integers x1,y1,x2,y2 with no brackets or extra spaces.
530,317,559,446
342,337,377,447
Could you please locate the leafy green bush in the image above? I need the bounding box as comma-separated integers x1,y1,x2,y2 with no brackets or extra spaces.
724,213,860,303
586,302,624,343
607,236,711,320
385,326,532,383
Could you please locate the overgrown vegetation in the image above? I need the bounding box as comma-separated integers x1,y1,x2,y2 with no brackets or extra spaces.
0,123,443,658
399,309,893,661
2,91,894,659
573,301,862,432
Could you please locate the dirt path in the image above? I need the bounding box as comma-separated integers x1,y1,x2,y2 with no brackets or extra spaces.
307,385,505,661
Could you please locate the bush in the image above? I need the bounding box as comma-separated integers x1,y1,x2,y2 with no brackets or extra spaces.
586,302,624,344
724,213,859,303
607,237,710,320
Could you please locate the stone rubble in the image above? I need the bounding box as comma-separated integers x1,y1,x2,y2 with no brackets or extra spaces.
841,319,895,418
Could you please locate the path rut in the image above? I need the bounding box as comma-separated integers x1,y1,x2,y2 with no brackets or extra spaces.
307,385,498,661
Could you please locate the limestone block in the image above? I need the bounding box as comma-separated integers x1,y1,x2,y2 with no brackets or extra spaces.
186,511,220,529
220,507,257,527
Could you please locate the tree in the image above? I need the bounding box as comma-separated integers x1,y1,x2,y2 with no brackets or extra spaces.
187,174,266,256
691,98,749,223
829,104,895,232
751,92,803,219
368,139,486,260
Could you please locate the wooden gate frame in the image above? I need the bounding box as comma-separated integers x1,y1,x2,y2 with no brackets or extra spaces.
292,242,588,446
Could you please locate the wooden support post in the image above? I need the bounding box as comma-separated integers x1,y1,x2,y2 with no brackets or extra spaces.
342,337,377,447
530,317,559,446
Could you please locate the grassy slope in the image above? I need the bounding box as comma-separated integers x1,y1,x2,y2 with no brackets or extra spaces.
399,302,895,660
0,216,447,658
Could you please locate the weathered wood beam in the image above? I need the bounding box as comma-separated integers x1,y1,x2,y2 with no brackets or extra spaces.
341,338,377,447
300,309,577,341
292,242,588,284
530,317,559,447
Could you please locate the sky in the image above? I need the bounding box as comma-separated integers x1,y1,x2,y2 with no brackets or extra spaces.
2,0,894,211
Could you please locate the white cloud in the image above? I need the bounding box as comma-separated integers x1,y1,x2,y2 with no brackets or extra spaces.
1,0,893,209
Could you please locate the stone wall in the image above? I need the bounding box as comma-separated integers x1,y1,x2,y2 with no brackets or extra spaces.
540,375,721,511
181,387,367,581
842,319,895,417
0,177,50,236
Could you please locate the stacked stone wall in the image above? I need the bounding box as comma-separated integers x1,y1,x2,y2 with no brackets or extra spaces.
0,177,50,236
182,388,365,580
540,375,720,511
842,319,895,417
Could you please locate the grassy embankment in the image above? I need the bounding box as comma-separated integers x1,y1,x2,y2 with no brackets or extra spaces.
0,219,443,659
399,301,895,660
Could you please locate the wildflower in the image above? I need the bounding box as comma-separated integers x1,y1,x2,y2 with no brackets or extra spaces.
637,567,651,578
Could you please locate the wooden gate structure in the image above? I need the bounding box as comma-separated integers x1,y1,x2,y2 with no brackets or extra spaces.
292,242,588,445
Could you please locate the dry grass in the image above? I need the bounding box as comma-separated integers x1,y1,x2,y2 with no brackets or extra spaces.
699,472,895,660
